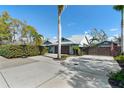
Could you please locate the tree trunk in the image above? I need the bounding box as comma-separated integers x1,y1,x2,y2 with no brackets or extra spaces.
13,31,16,43
121,8,124,54
29,35,32,44
57,15,61,59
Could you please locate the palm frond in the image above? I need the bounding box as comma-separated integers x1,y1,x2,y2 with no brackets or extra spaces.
58,5,64,15
113,5,124,11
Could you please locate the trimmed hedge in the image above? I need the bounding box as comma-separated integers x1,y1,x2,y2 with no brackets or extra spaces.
0,45,48,58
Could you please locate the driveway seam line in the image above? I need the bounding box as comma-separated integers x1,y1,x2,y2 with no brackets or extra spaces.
0,72,11,88
35,73,61,88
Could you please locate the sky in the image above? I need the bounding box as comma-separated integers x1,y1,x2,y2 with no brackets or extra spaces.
0,5,121,39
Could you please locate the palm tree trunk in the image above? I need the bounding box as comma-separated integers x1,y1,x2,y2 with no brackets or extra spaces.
121,8,124,54
57,15,61,59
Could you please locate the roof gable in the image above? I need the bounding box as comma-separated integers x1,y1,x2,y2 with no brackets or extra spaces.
44,40,52,45
56,37,71,42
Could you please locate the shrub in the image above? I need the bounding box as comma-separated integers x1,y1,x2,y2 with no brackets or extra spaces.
72,46,83,56
0,45,24,58
109,70,124,87
114,55,124,62
39,46,48,55
25,45,40,56
0,45,48,58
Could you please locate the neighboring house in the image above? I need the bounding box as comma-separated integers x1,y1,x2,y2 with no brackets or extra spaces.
43,35,90,54
84,41,120,56
96,41,117,47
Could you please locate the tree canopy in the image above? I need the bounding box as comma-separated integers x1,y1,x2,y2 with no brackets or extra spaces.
113,5,124,11
89,28,108,46
0,11,43,45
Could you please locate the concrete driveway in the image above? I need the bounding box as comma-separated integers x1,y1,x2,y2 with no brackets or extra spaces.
0,55,69,88
0,54,121,88
62,55,121,88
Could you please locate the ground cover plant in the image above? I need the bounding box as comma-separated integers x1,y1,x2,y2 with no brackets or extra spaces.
109,70,124,88
108,55,124,88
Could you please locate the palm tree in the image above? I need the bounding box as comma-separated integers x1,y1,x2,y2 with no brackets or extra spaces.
58,5,64,59
33,32,43,46
113,5,124,54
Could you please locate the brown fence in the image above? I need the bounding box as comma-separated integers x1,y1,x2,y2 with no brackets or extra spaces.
81,46,121,56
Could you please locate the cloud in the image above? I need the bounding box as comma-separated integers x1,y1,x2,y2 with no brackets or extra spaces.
108,34,120,41
53,36,57,39
84,31,88,34
109,28,118,31
108,36,114,41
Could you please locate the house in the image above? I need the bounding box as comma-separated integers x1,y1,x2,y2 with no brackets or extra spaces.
84,41,120,56
43,35,90,54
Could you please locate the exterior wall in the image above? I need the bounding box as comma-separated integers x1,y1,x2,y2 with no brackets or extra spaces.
55,45,70,54
51,46,55,53
48,44,80,55
47,46,55,53
69,45,74,55
82,46,121,56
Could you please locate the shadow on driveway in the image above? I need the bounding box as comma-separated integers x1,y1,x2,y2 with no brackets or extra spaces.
60,55,121,88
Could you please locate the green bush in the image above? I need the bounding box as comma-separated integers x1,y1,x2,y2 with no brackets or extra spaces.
72,46,83,56
109,70,124,81
115,55,124,62
39,46,48,55
25,45,40,56
0,45,24,58
0,45,48,58
109,70,124,87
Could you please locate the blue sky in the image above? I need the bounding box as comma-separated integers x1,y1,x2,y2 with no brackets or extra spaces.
0,5,121,39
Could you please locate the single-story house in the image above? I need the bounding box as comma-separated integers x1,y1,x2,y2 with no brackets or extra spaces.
43,35,90,54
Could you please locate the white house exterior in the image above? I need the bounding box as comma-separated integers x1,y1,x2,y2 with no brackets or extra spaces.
44,35,90,54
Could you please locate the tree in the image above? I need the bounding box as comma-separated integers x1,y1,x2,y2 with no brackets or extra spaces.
0,11,12,44
58,5,64,59
113,36,121,46
10,19,21,43
22,25,43,45
89,28,108,46
113,5,124,54
33,33,43,46
0,11,43,45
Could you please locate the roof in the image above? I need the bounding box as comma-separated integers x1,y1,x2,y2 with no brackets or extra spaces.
67,35,91,45
96,41,117,47
43,35,91,47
